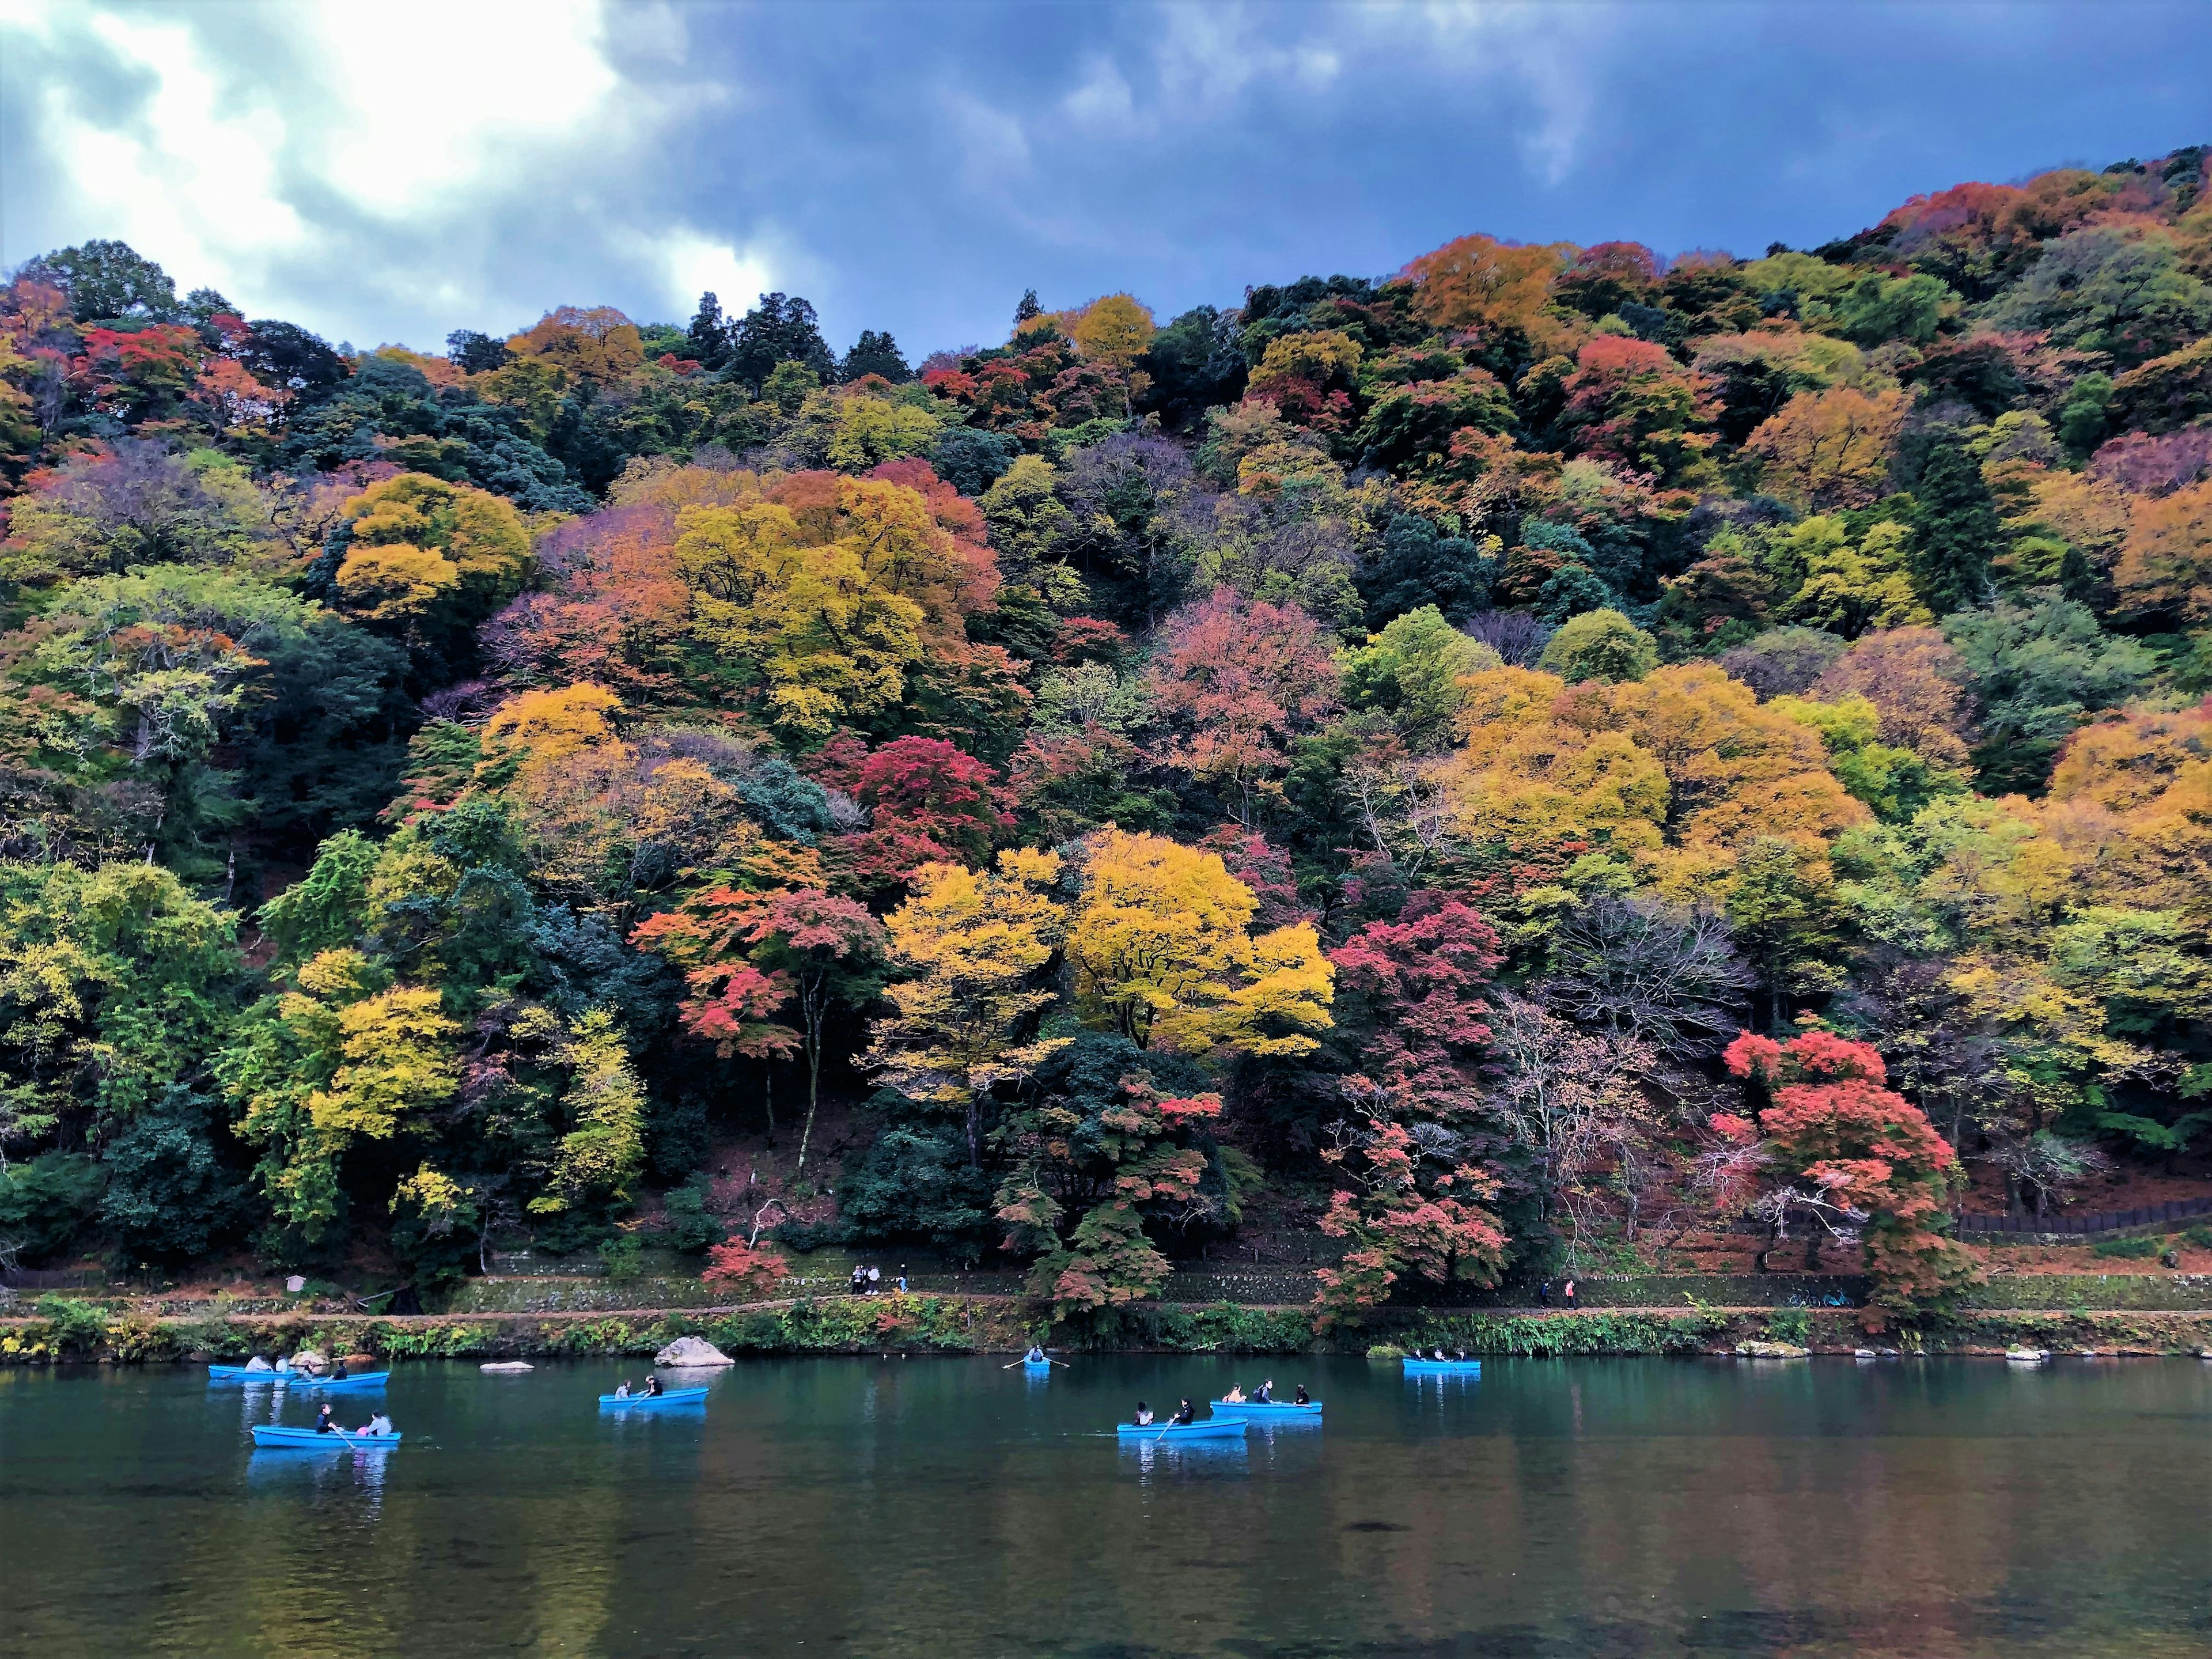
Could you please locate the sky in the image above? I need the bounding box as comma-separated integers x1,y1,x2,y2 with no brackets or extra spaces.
3,0,2207,359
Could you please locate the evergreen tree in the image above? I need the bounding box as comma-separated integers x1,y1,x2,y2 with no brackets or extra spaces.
1906,433,2001,614
685,291,732,370
841,328,911,383
727,293,835,394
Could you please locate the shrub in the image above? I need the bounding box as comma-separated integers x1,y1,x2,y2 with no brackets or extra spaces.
2090,1235,2159,1260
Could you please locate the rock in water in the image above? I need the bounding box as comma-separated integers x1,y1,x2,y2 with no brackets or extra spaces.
480,1361,534,1374
654,1335,734,1369
1734,1341,1810,1358
2004,1347,2049,1363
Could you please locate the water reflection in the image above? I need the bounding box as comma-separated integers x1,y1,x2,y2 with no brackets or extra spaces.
1119,1434,1252,1483
3,1355,2206,1657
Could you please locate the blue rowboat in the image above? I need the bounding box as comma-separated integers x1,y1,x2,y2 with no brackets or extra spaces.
1115,1418,1246,1440
1402,1357,1482,1376
1209,1398,1322,1418
599,1386,710,1407
1022,1358,1053,1373
285,1371,389,1391
250,1425,400,1448
207,1365,293,1382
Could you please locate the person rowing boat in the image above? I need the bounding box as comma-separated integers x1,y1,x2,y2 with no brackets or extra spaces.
314,1405,339,1434
1171,1399,1195,1426
1025,1345,1046,1363
1253,1380,1273,1403
244,1354,272,1373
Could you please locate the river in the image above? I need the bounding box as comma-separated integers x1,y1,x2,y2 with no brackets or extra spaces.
1,1354,2206,1656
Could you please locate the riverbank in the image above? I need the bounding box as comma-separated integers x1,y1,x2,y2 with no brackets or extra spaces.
6,1291,2211,1365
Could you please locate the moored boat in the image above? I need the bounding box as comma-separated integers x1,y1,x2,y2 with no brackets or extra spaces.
285,1370,389,1390
1402,1357,1482,1375
249,1425,401,1448
599,1386,711,1407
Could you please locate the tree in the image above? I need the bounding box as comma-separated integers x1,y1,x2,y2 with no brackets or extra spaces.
1404,233,1575,349
685,292,732,370
1537,608,1658,683
728,292,835,394
1339,605,1499,753
841,329,911,384
2113,479,2212,625
635,887,887,1172
1327,893,1502,1119
528,1010,646,1215
1943,592,2156,793
1147,589,1342,823
1809,626,1980,768
33,240,179,322
1069,830,1334,1057
1485,990,1658,1256
1784,518,1930,638
1712,1029,1977,1316
1315,1118,1507,1327
1726,838,1849,1029
993,1042,1224,1315
1906,433,2002,615
1541,895,1752,1058
866,849,1070,1167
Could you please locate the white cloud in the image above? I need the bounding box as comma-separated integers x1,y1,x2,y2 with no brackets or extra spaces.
0,0,772,342
290,0,624,218
657,230,778,319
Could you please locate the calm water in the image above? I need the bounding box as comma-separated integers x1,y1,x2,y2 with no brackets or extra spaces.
1,1354,2207,1657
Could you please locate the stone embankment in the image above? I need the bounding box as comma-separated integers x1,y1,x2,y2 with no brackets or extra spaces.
7,1281,2212,1365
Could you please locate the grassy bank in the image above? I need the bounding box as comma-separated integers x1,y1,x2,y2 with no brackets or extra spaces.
7,1292,2212,1365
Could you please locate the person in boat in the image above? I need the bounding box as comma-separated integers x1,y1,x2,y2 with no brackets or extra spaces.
329,1358,349,1381
1253,1380,1273,1403
1293,1385,1310,1405
1171,1399,1196,1426
613,1380,630,1399
1433,1348,1448,1361
358,1412,393,1437
1222,1383,1245,1403
1134,1402,1154,1426
244,1354,272,1373
272,1354,293,1376
1455,1348,1469,1361
314,1404,338,1434
1025,1345,1046,1363
642,1374,665,1397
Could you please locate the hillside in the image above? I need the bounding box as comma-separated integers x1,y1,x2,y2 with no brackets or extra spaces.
1,146,2208,1328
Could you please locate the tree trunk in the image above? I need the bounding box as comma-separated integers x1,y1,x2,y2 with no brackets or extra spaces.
763,1065,774,1135
796,979,825,1174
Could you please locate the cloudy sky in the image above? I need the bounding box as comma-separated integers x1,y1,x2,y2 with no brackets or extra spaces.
3,1,2205,358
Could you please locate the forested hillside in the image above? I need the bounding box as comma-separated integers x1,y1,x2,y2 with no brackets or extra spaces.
2,147,2207,1324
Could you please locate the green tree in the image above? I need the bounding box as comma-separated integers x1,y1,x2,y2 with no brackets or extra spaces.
1907,434,2001,615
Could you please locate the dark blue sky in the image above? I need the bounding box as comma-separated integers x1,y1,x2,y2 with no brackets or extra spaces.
5,1,2206,355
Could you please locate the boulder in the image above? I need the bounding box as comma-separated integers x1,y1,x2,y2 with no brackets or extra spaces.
1852,1349,1878,1360
2004,1347,2049,1363
291,1347,327,1374
480,1361,533,1374
1735,1341,1810,1359
654,1335,734,1369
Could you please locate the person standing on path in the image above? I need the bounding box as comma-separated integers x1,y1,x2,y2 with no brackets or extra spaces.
1537,1281,1551,1306
1563,1279,1578,1309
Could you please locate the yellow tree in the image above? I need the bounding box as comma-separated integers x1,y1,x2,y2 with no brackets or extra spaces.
335,473,532,645
2114,479,2212,624
1068,830,1333,1056
1745,387,1910,510
865,848,1071,1165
